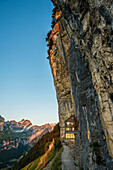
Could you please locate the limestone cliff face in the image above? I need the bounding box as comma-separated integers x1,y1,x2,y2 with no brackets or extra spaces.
47,0,113,169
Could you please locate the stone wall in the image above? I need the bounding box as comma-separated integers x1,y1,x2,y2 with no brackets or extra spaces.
47,0,113,168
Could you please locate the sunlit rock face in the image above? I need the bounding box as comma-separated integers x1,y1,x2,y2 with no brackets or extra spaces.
47,0,113,168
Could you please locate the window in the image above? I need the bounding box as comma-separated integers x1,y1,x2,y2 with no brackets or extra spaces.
66,127,70,131
66,133,75,139
67,122,70,125
72,127,75,131
66,127,71,131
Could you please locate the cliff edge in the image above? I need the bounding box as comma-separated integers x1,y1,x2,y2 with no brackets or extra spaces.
47,0,113,169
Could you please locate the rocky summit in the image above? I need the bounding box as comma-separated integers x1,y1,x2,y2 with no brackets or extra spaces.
47,0,113,169
0,117,56,150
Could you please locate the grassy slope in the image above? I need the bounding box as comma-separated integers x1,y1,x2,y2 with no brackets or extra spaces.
22,149,55,170
21,143,63,170
11,124,60,170
50,147,63,170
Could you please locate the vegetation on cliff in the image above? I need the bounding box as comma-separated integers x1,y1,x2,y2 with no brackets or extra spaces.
0,144,30,169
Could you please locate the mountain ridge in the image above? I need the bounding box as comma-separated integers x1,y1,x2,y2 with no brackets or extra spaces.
11,123,61,170
0,116,56,169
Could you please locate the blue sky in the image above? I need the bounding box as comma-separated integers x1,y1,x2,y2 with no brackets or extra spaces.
0,0,58,125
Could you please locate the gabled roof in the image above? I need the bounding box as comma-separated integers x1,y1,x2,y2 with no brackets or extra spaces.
65,115,76,122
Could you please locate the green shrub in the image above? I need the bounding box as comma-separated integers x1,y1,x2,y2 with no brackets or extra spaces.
79,167,84,170
50,147,63,170
45,142,51,151
54,137,61,151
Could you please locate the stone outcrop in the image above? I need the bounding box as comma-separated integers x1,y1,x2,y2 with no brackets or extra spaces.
47,0,113,169
0,122,4,131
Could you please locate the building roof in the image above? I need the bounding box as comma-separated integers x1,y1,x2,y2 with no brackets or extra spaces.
65,115,76,122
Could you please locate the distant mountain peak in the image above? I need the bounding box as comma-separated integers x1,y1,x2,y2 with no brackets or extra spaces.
19,119,25,123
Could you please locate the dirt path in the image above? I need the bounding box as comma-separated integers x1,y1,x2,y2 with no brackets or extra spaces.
61,144,76,170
